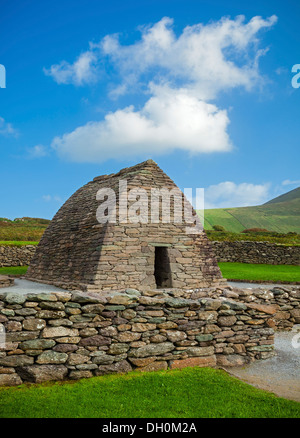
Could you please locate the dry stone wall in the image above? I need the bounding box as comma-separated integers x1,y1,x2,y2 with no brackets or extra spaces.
0,275,14,288
2,285,297,386
1,240,299,269
212,241,300,265
0,245,36,267
224,285,300,330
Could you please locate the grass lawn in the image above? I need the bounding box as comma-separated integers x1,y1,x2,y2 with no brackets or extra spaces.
0,266,28,276
1,263,300,283
0,368,299,418
0,241,38,246
219,262,300,283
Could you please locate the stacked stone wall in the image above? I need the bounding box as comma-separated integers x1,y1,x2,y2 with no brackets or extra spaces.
0,245,36,267
224,286,300,330
2,240,299,270
212,241,300,265
2,285,299,386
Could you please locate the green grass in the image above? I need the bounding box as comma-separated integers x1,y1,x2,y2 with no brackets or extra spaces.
0,368,299,418
0,266,28,276
219,262,300,283
0,241,38,246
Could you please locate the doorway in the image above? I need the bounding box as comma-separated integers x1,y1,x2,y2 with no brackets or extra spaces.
154,246,172,288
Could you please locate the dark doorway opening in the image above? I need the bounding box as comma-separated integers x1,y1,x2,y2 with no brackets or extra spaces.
154,246,172,288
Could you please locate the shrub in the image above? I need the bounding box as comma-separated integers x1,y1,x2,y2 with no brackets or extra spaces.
241,228,270,233
212,225,226,232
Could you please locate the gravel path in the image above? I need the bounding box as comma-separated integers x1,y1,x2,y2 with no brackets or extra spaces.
224,326,300,402
0,278,68,294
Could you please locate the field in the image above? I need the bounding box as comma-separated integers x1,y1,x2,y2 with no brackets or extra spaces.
0,367,299,418
219,262,300,283
0,218,49,242
202,187,300,234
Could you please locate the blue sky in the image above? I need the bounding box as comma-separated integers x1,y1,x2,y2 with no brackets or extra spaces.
0,0,299,219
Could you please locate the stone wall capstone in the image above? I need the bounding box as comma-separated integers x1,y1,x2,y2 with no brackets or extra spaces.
0,285,299,386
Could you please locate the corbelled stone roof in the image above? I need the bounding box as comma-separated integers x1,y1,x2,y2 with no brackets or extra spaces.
26,160,225,292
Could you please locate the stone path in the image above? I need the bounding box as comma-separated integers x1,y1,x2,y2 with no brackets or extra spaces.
0,278,68,295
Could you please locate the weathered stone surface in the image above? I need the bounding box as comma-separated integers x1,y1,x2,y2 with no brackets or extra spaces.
108,343,129,355
67,353,90,366
22,318,46,331
195,334,214,342
4,293,26,305
5,321,22,332
20,339,56,350
128,342,175,358
95,360,132,376
39,301,65,311
79,328,98,337
128,356,156,367
109,295,136,305
0,373,22,386
131,323,156,332
274,311,291,320
79,335,111,346
91,352,115,365
99,326,118,337
164,330,187,343
69,370,93,380
55,336,81,344
0,355,34,367
116,331,141,342
216,354,247,367
170,355,216,369
217,316,237,327
37,310,65,319
137,361,168,372
185,346,214,357
42,326,79,338
53,344,78,353
17,365,68,383
246,303,279,315
81,304,105,314
290,308,300,323
36,351,68,364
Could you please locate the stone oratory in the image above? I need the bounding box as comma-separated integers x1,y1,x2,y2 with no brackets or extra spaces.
26,160,225,292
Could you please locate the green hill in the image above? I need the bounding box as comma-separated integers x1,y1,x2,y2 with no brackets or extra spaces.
0,217,50,242
203,187,300,234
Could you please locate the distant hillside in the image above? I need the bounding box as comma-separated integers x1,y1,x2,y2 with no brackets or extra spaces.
203,187,300,234
0,217,50,241
264,187,300,205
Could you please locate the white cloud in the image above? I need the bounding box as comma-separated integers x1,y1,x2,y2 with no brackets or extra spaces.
101,15,277,99
51,86,231,162
44,46,99,86
282,179,300,186
204,181,270,208
27,144,48,159
0,117,18,137
45,15,277,162
42,195,63,203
